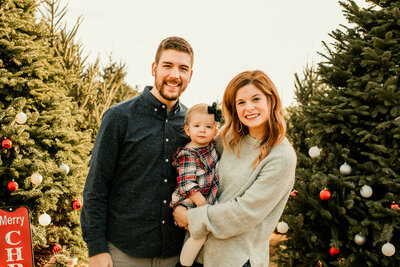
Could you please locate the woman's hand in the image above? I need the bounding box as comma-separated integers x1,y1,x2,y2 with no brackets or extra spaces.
173,205,189,229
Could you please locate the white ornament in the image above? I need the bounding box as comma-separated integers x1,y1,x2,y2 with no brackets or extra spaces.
354,233,366,246
30,172,43,185
59,164,70,174
381,242,396,257
15,112,27,124
360,185,373,198
277,221,289,234
340,163,352,175
308,146,320,158
39,213,51,226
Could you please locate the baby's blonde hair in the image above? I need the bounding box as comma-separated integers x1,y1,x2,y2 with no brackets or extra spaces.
185,103,215,125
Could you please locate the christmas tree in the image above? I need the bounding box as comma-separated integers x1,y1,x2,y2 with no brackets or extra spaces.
39,0,139,141
277,0,400,266
285,65,329,156
0,0,91,264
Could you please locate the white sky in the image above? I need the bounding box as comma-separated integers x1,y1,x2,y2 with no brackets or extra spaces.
63,0,368,108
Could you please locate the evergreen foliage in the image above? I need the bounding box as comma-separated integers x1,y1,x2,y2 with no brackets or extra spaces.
285,65,329,157
39,0,139,141
81,56,139,140
0,0,91,264
1,0,140,264
278,0,400,266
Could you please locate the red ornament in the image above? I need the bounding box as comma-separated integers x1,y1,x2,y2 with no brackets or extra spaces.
72,199,82,211
290,190,298,197
2,138,12,149
7,181,18,192
390,202,400,210
320,189,331,201
52,244,61,254
329,246,340,256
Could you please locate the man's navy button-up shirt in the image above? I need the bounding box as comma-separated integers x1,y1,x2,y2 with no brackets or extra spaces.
81,86,189,258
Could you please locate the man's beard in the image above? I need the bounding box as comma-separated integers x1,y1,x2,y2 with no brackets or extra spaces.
155,76,186,101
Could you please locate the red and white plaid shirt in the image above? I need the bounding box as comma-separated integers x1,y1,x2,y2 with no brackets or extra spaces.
170,140,219,209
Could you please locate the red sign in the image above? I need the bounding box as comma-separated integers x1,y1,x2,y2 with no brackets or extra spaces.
0,206,34,267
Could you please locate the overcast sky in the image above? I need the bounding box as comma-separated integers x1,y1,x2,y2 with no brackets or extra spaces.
63,0,368,108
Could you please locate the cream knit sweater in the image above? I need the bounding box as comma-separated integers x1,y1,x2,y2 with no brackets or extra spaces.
186,135,296,267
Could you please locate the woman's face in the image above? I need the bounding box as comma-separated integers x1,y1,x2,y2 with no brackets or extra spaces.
235,84,269,139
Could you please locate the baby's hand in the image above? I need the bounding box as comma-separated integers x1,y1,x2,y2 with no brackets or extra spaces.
190,191,207,206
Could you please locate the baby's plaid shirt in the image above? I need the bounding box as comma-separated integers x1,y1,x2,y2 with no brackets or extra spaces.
170,140,219,209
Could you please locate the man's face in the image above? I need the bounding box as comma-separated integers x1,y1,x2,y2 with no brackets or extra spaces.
152,49,193,101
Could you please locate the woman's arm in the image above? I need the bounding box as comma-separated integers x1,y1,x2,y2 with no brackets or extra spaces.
186,145,296,240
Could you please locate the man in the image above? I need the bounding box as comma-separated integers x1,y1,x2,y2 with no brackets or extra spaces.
81,36,194,267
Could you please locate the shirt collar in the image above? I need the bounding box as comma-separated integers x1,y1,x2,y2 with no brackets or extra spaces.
143,86,183,115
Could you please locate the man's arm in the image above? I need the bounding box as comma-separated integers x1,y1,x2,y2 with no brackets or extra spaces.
80,108,123,257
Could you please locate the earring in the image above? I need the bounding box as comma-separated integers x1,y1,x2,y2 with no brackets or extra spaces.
238,121,243,133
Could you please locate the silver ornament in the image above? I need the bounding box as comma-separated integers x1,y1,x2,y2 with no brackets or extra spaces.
15,112,27,124
39,213,51,226
308,146,320,158
59,164,70,174
381,242,396,257
339,163,352,175
277,221,289,234
354,233,366,245
360,185,373,198
31,172,43,185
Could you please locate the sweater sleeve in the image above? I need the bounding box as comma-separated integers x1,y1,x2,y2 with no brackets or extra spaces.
187,143,296,240
80,108,124,257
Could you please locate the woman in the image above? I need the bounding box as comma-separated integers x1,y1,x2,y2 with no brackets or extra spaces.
173,70,297,267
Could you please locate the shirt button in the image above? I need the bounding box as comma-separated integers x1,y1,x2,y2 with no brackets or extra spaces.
162,105,166,109
154,108,157,112
166,138,169,142
165,159,169,162
165,119,168,123
162,220,165,224
163,200,167,204
164,179,168,183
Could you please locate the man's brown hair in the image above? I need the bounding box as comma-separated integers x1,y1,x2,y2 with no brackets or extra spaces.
155,36,194,67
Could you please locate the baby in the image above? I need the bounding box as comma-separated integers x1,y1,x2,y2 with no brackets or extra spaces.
170,103,221,266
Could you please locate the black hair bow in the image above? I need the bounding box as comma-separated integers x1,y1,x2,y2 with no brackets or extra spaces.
208,102,222,122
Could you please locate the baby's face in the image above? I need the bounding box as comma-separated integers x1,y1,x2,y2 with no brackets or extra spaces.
184,113,217,148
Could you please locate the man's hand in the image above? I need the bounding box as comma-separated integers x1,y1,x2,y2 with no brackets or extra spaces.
89,253,113,267
173,205,189,229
